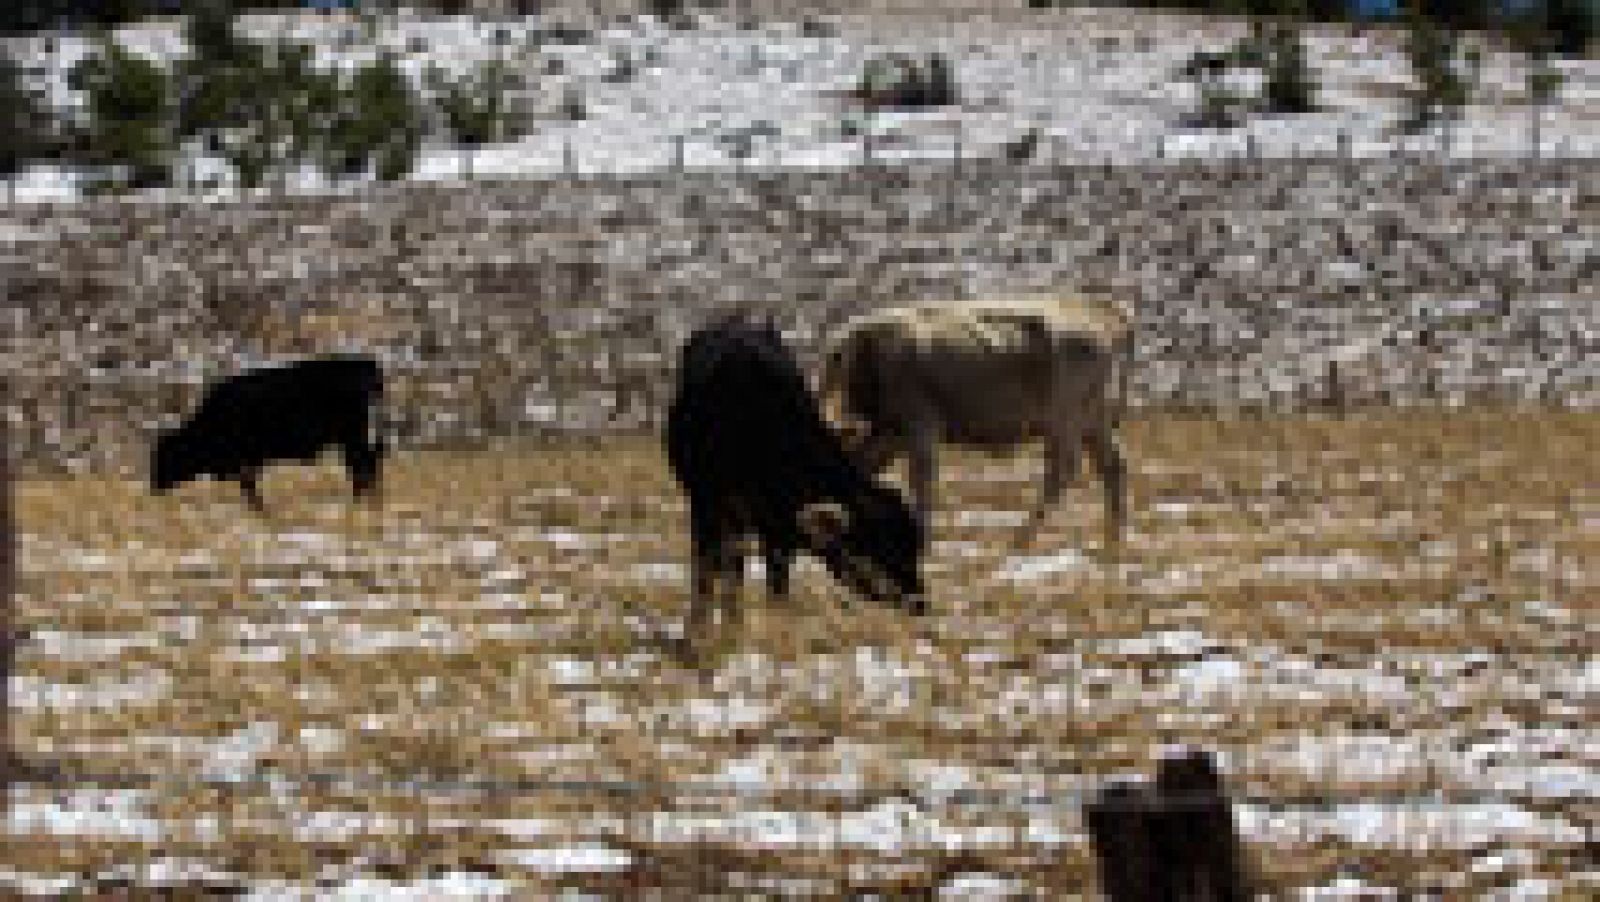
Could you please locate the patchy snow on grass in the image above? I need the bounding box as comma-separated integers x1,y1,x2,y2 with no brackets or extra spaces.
1237,801,1584,850
10,672,171,712
939,871,1031,899
22,628,165,663
1295,877,1402,899
7,789,165,842
1099,628,1223,658
198,721,284,782
1163,646,1419,708
643,799,1079,853
0,869,81,896
246,872,520,900
216,618,496,661
490,845,632,874
994,548,1096,582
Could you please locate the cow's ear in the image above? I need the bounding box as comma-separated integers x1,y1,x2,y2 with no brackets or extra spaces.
798,502,850,544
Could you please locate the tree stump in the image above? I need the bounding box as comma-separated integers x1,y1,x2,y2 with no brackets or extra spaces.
1084,748,1250,901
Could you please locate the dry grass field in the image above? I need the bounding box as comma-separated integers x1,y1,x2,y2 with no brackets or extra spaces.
8,409,1596,897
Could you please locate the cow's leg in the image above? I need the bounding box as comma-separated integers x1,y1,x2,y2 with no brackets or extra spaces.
342,433,383,503
1015,435,1079,551
237,467,266,514
764,542,794,603
906,428,938,540
687,505,721,637
717,538,750,627
1085,427,1127,552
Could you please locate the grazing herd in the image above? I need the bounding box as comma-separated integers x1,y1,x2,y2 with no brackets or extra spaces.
151,296,1132,625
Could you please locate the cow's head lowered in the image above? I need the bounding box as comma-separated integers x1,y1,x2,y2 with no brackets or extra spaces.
150,425,203,494
798,488,926,615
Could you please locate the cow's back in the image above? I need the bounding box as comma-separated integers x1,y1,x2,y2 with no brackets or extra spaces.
828,298,1122,445
669,320,815,487
187,354,382,464
668,318,862,532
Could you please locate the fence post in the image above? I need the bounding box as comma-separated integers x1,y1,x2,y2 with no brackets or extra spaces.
948,124,961,226
563,136,575,179
1324,359,1345,415
673,134,685,171
1085,748,1250,901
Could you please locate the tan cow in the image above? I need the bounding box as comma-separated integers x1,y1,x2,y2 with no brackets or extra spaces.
817,295,1133,550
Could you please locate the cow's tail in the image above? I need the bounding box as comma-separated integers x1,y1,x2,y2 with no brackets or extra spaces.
1110,323,1134,430
362,356,390,454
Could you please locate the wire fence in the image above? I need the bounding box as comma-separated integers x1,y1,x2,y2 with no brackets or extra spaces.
9,114,1595,206
2,767,1579,812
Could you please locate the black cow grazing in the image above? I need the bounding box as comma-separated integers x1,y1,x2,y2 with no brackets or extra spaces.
665,315,926,632
151,354,385,512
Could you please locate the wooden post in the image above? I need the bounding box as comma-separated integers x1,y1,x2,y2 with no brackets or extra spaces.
948,123,961,227
1085,748,1251,902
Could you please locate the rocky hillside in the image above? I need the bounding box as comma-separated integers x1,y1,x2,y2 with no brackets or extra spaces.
3,154,1595,473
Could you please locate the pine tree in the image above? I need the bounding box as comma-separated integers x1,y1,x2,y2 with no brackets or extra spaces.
430,57,522,148
925,53,958,107
1400,1,1475,133
321,52,423,181
0,47,52,178
68,37,173,189
1262,23,1316,113
1543,0,1596,57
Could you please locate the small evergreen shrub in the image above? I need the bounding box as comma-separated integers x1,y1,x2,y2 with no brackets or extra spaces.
1262,24,1317,113
320,52,424,181
68,37,174,189
852,52,959,110
1400,6,1479,132
0,47,52,177
428,58,523,148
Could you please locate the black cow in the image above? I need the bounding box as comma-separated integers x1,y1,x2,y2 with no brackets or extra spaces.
151,354,384,512
665,315,926,631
